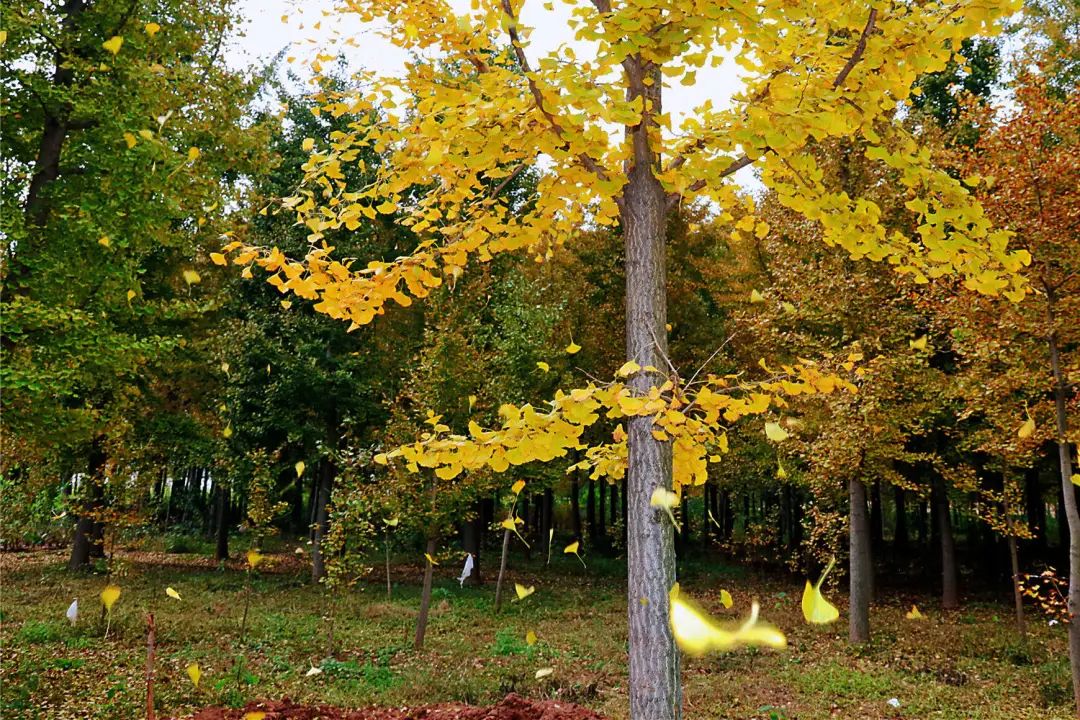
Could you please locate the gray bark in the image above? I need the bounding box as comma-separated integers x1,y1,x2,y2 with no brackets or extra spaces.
849,478,872,644
622,59,680,720
934,477,960,609
414,538,437,650
311,459,334,583
494,527,512,613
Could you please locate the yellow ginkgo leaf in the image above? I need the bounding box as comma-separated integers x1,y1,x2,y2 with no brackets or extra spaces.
669,583,786,656
187,147,201,162
243,713,267,720
102,36,123,55
749,289,765,303
514,583,535,601
565,341,581,354
424,553,439,566
1072,474,1080,487
909,335,928,351
246,548,263,568
186,662,201,688
468,395,477,411
280,300,292,310
210,252,227,266
144,22,161,37
526,630,537,646
0,30,7,46
802,557,840,625
123,132,137,148
905,605,925,620
98,236,110,247
165,587,181,600
719,589,733,609
536,361,550,373
1018,416,1035,439
776,461,788,480
100,584,121,611
764,422,789,442
535,667,554,679
616,360,641,377
127,290,136,302
511,479,525,495
295,461,305,477
182,269,201,285
222,425,233,439
564,541,579,555
386,516,400,527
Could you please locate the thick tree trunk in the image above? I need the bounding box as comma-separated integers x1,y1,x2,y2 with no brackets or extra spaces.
849,478,872,644
414,538,437,650
1048,294,1080,715
933,478,960,609
622,65,679,717
870,479,884,556
214,480,229,561
69,443,106,571
311,459,335,583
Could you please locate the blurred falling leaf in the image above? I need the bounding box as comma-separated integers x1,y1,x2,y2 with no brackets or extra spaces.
669,583,786,656
165,587,181,600
100,584,121,611
514,583,535,601
186,662,201,688
535,667,554,679
802,557,840,625
720,589,733,609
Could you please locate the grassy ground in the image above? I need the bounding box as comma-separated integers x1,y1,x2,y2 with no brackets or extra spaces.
0,543,1071,720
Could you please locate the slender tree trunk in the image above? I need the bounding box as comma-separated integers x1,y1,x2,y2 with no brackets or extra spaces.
542,487,554,566
462,503,482,586
571,478,582,541
145,613,156,720
622,59,679,719
849,478,872,644
933,478,960,609
1025,467,1046,555
311,459,335,583
214,480,229,561
1048,293,1080,715
893,485,908,563
1007,534,1026,638
414,538,437,650
598,479,607,551
494,528,511,613
587,479,597,544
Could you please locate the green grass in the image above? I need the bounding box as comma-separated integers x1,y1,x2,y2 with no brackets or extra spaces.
0,546,1072,719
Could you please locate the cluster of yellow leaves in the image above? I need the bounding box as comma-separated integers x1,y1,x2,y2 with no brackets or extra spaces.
375,361,854,494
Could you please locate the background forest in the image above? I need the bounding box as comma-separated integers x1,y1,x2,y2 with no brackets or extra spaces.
1,1,1078,719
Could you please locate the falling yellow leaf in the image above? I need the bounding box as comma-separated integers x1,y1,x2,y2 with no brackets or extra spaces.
565,340,581,354
909,335,927,351
1018,416,1035,439
564,541,579,555
616,360,641,377
425,552,439,566
295,461,305,477
386,516,400,527
186,662,201,688
776,461,788,480
802,557,840,625
302,138,315,152
514,583,535,601
100,584,121,611
187,147,201,162
222,425,233,438
138,128,153,140
720,589,733,609
511,479,526,495
0,31,7,46
123,132,137,148
1072,474,1080,487
905,605,925,620
165,587,181,600
526,630,537,646
246,548,263,568
144,22,161,37
669,583,786,656
535,667,554,679
102,36,123,55
98,236,111,247
280,300,293,309
536,361,550,373
651,487,680,528
749,289,765,303
764,422,789,442
127,290,136,302
468,395,477,411
183,269,201,285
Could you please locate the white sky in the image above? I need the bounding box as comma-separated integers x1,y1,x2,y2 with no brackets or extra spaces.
228,1,748,136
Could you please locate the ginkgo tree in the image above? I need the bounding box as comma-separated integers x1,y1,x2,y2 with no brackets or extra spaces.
222,1,1031,716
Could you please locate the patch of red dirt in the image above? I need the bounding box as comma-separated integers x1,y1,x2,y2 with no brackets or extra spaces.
183,694,606,720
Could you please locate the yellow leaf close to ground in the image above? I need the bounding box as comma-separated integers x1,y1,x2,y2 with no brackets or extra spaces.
165,587,181,600
186,663,201,688
669,583,786,656
100,585,121,611
802,558,840,625
514,583,534,600
102,36,123,54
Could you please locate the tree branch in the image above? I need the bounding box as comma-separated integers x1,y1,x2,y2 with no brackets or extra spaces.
832,9,879,90
499,0,610,183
